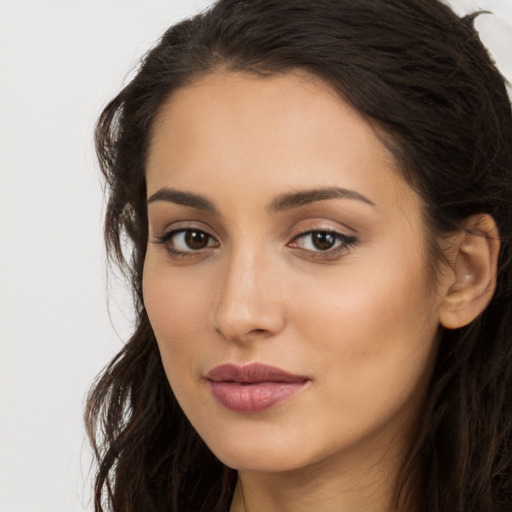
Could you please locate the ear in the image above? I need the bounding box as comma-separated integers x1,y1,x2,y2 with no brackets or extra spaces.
438,213,500,330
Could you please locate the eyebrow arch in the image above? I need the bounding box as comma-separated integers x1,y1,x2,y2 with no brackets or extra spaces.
147,188,217,213
147,186,375,215
268,187,375,214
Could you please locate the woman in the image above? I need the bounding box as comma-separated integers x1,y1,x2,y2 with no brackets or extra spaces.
85,0,512,511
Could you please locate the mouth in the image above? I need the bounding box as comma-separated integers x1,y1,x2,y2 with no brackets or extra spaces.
205,363,310,414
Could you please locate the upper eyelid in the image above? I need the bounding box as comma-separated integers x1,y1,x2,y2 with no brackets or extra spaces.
289,223,356,240
153,228,219,257
156,227,218,243
154,221,219,239
152,220,356,245
294,228,347,236
289,229,356,245
155,224,348,237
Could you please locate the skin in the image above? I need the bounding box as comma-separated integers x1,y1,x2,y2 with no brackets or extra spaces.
143,71,452,512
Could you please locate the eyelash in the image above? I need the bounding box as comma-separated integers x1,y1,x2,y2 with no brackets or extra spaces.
289,230,357,259
153,228,357,260
154,229,219,259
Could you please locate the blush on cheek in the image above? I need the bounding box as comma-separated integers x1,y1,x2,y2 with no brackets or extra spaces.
144,269,193,328
302,262,435,361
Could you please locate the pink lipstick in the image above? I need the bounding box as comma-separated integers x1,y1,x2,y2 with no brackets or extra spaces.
206,363,309,414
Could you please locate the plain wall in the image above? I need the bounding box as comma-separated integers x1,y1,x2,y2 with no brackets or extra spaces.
0,1,510,511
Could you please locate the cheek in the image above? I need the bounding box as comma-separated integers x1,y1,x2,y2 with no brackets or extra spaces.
286,271,438,457
142,257,212,369
294,249,440,398
298,261,433,339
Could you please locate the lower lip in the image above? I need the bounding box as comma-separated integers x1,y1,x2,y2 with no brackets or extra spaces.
208,381,307,413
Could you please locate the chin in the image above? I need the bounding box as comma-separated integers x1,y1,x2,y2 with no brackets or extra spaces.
212,445,306,473
197,422,310,473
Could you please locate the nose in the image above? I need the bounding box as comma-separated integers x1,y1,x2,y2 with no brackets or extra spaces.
212,247,286,344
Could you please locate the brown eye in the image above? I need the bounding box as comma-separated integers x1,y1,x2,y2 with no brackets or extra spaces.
184,230,210,249
311,232,337,251
288,230,357,255
156,228,219,255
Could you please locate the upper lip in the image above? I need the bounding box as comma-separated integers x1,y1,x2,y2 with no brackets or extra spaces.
206,363,309,383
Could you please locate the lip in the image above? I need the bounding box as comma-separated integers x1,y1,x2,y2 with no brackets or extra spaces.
205,363,309,414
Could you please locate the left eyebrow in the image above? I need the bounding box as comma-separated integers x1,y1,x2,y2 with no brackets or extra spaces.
267,187,376,214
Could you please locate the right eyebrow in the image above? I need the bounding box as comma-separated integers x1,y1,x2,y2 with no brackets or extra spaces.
147,188,217,213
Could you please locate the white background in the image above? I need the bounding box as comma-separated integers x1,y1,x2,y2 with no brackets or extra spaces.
0,1,510,511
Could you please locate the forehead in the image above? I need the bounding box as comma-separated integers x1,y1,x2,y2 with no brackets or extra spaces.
146,71,420,218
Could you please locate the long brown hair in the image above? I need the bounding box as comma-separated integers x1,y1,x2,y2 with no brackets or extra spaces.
86,1,512,510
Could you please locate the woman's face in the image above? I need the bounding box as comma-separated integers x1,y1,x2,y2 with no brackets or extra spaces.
143,71,444,474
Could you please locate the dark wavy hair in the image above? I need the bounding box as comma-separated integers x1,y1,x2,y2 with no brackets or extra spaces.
85,1,512,511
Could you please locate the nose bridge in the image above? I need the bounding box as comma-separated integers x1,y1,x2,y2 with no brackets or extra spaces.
213,240,284,342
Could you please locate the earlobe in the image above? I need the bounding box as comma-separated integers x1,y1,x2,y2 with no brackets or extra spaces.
439,214,500,330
